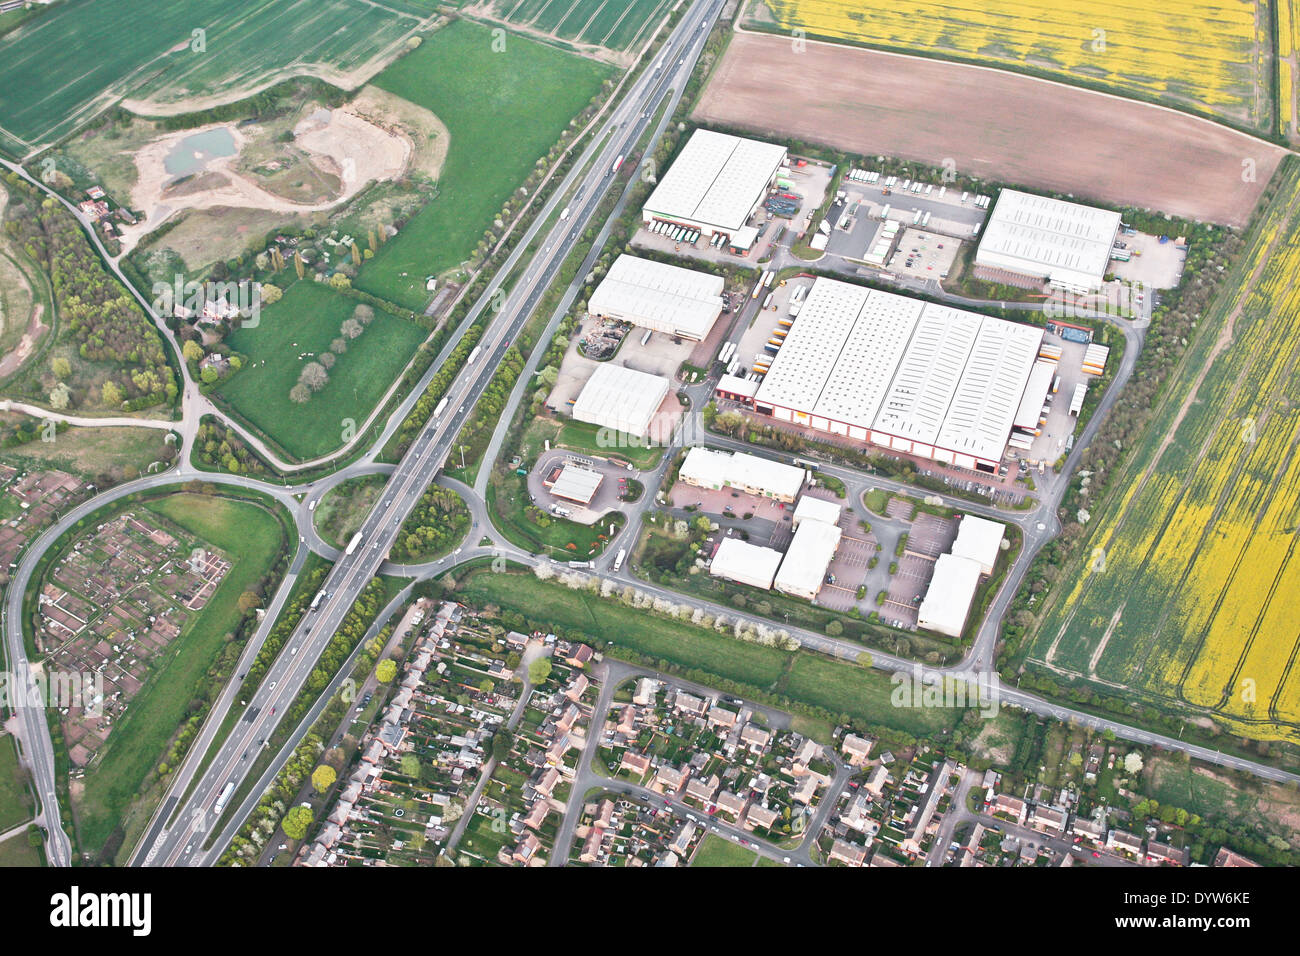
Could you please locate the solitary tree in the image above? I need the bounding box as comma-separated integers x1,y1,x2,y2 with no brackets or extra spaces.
281,805,313,841
310,765,337,794
289,383,311,404
527,657,552,685
375,658,397,683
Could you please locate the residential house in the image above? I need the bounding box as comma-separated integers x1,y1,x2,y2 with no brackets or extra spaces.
620,751,651,778
738,723,771,752
654,765,688,795
1029,804,1068,834
673,690,708,717
685,773,720,805
633,678,658,706
512,833,543,865
745,804,779,832
565,643,594,668
841,733,874,766
792,771,829,806
707,705,738,733
714,790,747,821
864,764,890,797
1107,829,1144,856
829,839,868,867
992,793,1027,825
1070,817,1105,843
565,673,589,702
1146,842,1189,867
1214,848,1259,868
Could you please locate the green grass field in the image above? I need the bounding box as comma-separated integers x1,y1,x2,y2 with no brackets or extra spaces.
0,832,42,866
0,424,173,481
216,281,426,461
0,734,34,832
0,0,434,156
73,492,286,856
358,19,612,308
490,0,672,50
690,833,761,866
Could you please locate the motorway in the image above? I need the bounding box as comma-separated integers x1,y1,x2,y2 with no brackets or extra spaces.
2,0,1296,871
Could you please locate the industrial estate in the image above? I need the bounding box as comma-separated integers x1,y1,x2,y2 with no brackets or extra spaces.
0,0,1296,894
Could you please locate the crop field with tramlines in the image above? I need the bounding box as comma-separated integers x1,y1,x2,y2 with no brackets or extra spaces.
0,0,435,157
1278,0,1300,138
1030,160,1300,743
750,0,1271,129
470,0,674,51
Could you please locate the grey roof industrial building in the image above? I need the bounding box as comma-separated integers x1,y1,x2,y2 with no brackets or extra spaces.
587,254,724,341
752,277,1044,472
975,189,1122,293
642,129,787,236
571,364,670,439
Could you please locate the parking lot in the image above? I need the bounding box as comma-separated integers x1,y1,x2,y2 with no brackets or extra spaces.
887,227,961,280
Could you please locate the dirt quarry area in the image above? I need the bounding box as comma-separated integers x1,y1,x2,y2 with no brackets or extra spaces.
695,33,1286,228
121,105,414,252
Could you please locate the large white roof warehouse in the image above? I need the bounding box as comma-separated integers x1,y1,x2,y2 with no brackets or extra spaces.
975,189,1122,293
642,129,787,235
571,364,669,439
753,278,1044,471
588,255,724,341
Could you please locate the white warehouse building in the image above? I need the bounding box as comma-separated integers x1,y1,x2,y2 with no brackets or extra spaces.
950,515,1006,576
753,278,1044,473
678,447,805,502
710,537,784,591
975,189,1122,294
774,513,842,601
642,129,787,239
587,254,725,342
571,364,670,439
917,553,985,638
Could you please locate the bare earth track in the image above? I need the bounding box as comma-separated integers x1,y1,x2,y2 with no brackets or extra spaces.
693,32,1288,227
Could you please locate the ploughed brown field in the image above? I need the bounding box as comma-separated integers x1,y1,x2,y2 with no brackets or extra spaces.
694,33,1287,227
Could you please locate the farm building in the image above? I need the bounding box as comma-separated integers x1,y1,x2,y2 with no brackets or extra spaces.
774,515,842,601
678,447,805,502
752,277,1044,473
571,364,670,438
641,129,787,238
917,553,984,638
545,462,604,505
949,515,1006,576
709,537,783,590
974,190,1122,294
587,254,725,341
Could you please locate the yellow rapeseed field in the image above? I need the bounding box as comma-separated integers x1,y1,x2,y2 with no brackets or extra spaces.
761,0,1268,125
1034,163,1300,742
1278,1,1298,137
